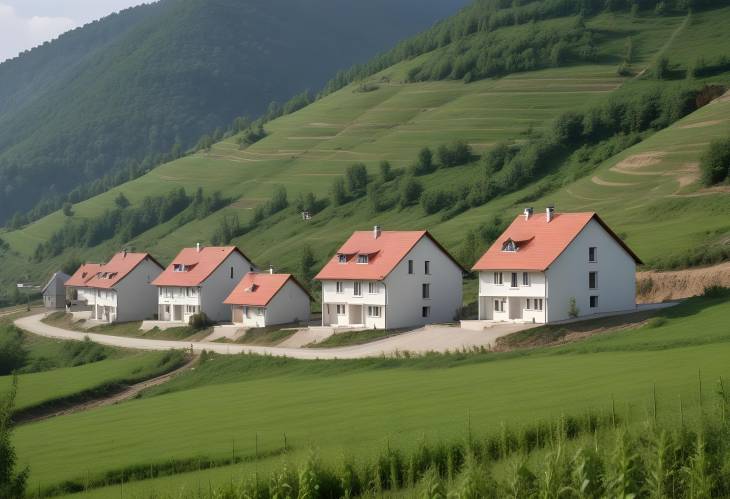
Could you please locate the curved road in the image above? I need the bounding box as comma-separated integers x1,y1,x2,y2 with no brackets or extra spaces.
14,313,524,360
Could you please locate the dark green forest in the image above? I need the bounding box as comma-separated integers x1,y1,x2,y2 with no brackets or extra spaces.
0,0,468,224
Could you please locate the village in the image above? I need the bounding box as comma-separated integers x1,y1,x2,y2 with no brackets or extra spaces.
36,207,648,351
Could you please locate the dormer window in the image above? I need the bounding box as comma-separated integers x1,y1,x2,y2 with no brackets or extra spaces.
173,264,185,272
357,254,369,264
502,239,518,252
245,284,258,293
338,254,347,264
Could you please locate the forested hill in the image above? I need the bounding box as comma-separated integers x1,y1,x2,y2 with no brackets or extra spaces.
0,0,469,224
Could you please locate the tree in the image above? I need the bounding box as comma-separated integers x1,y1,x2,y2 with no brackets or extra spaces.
367,181,386,213
345,163,369,197
298,245,317,287
62,202,74,217
61,256,82,276
0,376,29,498
459,230,481,268
379,160,394,182
399,176,423,208
196,134,214,152
0,327,27,376
114,192,130,209
653,57,670,80
331,177,347,206
412,147,434,175
269,186,288,214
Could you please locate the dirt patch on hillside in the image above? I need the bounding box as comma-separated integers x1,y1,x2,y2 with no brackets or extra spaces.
611,152,665,173
679,119,725,129
636,262,730,303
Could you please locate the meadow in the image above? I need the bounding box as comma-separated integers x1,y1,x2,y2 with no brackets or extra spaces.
10,292,730,496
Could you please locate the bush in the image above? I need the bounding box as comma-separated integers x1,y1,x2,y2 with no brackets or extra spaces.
420,189,456,214
568,297,579,318
0,376,29,497
699,137,730,186
345,163,369,197
189,312,211,330
399,177,423,208
0,326,27,375
411,147,435,176
437,140,472,167
703,285,730,298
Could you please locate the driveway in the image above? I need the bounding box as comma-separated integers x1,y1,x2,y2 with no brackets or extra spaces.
13,314,529,360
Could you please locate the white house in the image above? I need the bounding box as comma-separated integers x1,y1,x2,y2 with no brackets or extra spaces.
152,245,255,323
42,271,70,309
65,263,103,308
71,252,163,323
224,271,311,328
315,227,464,329
472,208,642,324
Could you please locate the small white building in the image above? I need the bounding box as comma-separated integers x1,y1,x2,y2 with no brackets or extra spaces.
224,271,311,328
472,208,642,324
65,263,103,308
315,227,464,329
152,245,255,323
42,271,70,309
70,252,163,323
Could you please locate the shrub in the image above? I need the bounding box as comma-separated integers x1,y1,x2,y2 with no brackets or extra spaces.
399,177,423,208
420,189,456,215
189,313,211,330
437,140,472,167
703,285,730,298
0,376,29,497
636,277,654,296
331,177,348,206
699,137,730,186
0,326,27,375
411,147,435,176
345,163,369,197
568,297,579,318
379,161,394,182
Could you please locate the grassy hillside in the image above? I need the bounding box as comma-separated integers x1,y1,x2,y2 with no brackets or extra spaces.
3,6,729,302
0,0,469,224
13,292,730,494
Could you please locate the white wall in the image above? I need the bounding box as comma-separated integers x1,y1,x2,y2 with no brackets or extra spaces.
114,258,163,322
384,236,462,329
321,280,386,328
77,288,96,306
546,219,636,322
478,271,546,322
157,286,201,322
264,280,310,326
200,252,254,322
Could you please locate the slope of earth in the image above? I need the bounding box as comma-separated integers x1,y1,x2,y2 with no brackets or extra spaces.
0,0,469,222
14,293,730,495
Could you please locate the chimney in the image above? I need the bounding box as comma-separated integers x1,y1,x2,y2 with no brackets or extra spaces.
546,206,555,222
373,225,381,239
196,242,201,253
269,265,274,275
122,248,127,258
523,207,533,220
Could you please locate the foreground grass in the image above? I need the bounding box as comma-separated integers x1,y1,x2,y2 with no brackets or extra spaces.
13,294,730,493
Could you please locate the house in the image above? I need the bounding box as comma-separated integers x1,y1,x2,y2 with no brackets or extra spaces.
472,208,642,324
315,226,464,329
74,252,163,323
152,245,255,323
224,271,311,327
65,263,103,308
42,272,70,309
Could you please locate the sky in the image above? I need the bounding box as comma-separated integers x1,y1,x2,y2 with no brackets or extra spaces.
0,1,150,62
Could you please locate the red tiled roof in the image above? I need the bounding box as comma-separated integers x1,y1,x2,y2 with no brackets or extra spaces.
472,212,642,271
152,246,249,287
315,230,464,281
65,263,103,288
85,252,161,289
224,272,310,307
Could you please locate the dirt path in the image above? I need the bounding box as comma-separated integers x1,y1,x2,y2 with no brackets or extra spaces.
17,355,198,424
637,262,730,303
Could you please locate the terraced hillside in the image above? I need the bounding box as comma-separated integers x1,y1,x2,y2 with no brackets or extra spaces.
1,7,729,299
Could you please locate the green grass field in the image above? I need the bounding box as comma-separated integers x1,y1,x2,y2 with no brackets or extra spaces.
5,8,729,296
11,293,730,495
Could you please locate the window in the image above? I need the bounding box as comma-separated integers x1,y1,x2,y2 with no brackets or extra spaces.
422,283,430,299
353,282,362,296
493,272,503,285
425,261,431,275
367,306,381,317
589,247,597,263
590,296,598,308
173,263,185,272
589,271,598,289
336,304,346,315
534,299,543,311
422,306,430,318
186,305,197,314
230,266,234,279
511,272,518,288
408,260,414,274
357,254,369,264
368,282,379,294
525,298,532,310
158,288,163,297
338,254,347,264
336,281,344,294
256,307,264,316
494,300,504,312
502,239,517,252
522,272,530,286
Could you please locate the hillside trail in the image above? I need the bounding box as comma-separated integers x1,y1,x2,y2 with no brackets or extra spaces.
16,354,198,424
630,13,690,81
